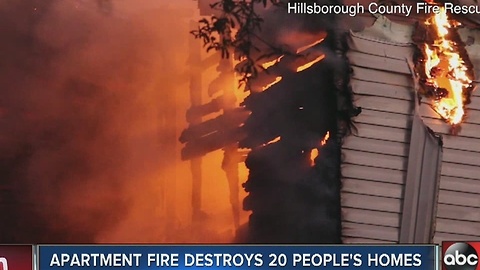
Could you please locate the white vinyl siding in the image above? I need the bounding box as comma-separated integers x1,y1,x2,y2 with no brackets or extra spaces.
343,23,480,243
417,30,480,239
419,99,480,242
342,32,415,243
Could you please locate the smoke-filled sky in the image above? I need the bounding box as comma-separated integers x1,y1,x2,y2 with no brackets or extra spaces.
0,0,250,244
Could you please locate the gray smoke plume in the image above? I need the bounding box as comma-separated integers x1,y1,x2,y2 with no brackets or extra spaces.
0,0,215,243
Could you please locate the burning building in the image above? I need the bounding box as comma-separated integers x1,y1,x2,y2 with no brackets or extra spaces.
1,0,479,244
182,0,480,244
180,0,357,243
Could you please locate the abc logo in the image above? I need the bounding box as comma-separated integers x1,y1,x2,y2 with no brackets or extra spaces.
0,257,7,270
443,243,478,270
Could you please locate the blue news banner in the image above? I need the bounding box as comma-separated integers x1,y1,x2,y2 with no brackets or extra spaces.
38,245,438,269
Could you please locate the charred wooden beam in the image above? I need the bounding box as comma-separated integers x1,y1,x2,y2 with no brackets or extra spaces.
235,45,326,92
181,128,247,160
180,107,250,144
186,95,237,122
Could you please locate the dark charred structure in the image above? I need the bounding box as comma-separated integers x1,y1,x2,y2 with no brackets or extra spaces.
240,61,344,243
181,1,358,243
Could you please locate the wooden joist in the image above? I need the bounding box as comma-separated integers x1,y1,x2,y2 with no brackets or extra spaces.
249,72,283,93
185,95,236,121
234,38,326,86
181,128,247,160
180,108,250,143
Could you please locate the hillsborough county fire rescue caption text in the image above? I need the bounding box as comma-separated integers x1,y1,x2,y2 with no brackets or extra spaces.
287,2,480,17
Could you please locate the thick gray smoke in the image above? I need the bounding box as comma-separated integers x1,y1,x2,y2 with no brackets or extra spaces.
0,0,230,243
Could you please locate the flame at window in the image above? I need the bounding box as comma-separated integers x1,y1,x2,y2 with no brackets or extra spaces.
415,6,475,126
309,131,330,166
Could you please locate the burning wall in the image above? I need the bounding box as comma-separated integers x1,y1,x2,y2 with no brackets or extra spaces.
181,0,480,243
413,4,480,241
413,7,475,129
181,0,359,243
341,1,480,243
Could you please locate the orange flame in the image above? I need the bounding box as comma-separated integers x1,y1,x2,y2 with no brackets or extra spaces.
321,131,330,146
264,136,281,146
422,7,472,125
296,55,325,73
296,38,325,54
262,76,283,91
309,131,330,166
310,149,319,166
261,55,284,69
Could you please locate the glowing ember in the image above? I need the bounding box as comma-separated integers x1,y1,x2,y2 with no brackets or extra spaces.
309,132,330,166
264,136,281,146
296,38,325,54
310,149,319,166
421,7,473,125
262,76,282,91
296,55,325,73
321,131,330,146
261,55,284,69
